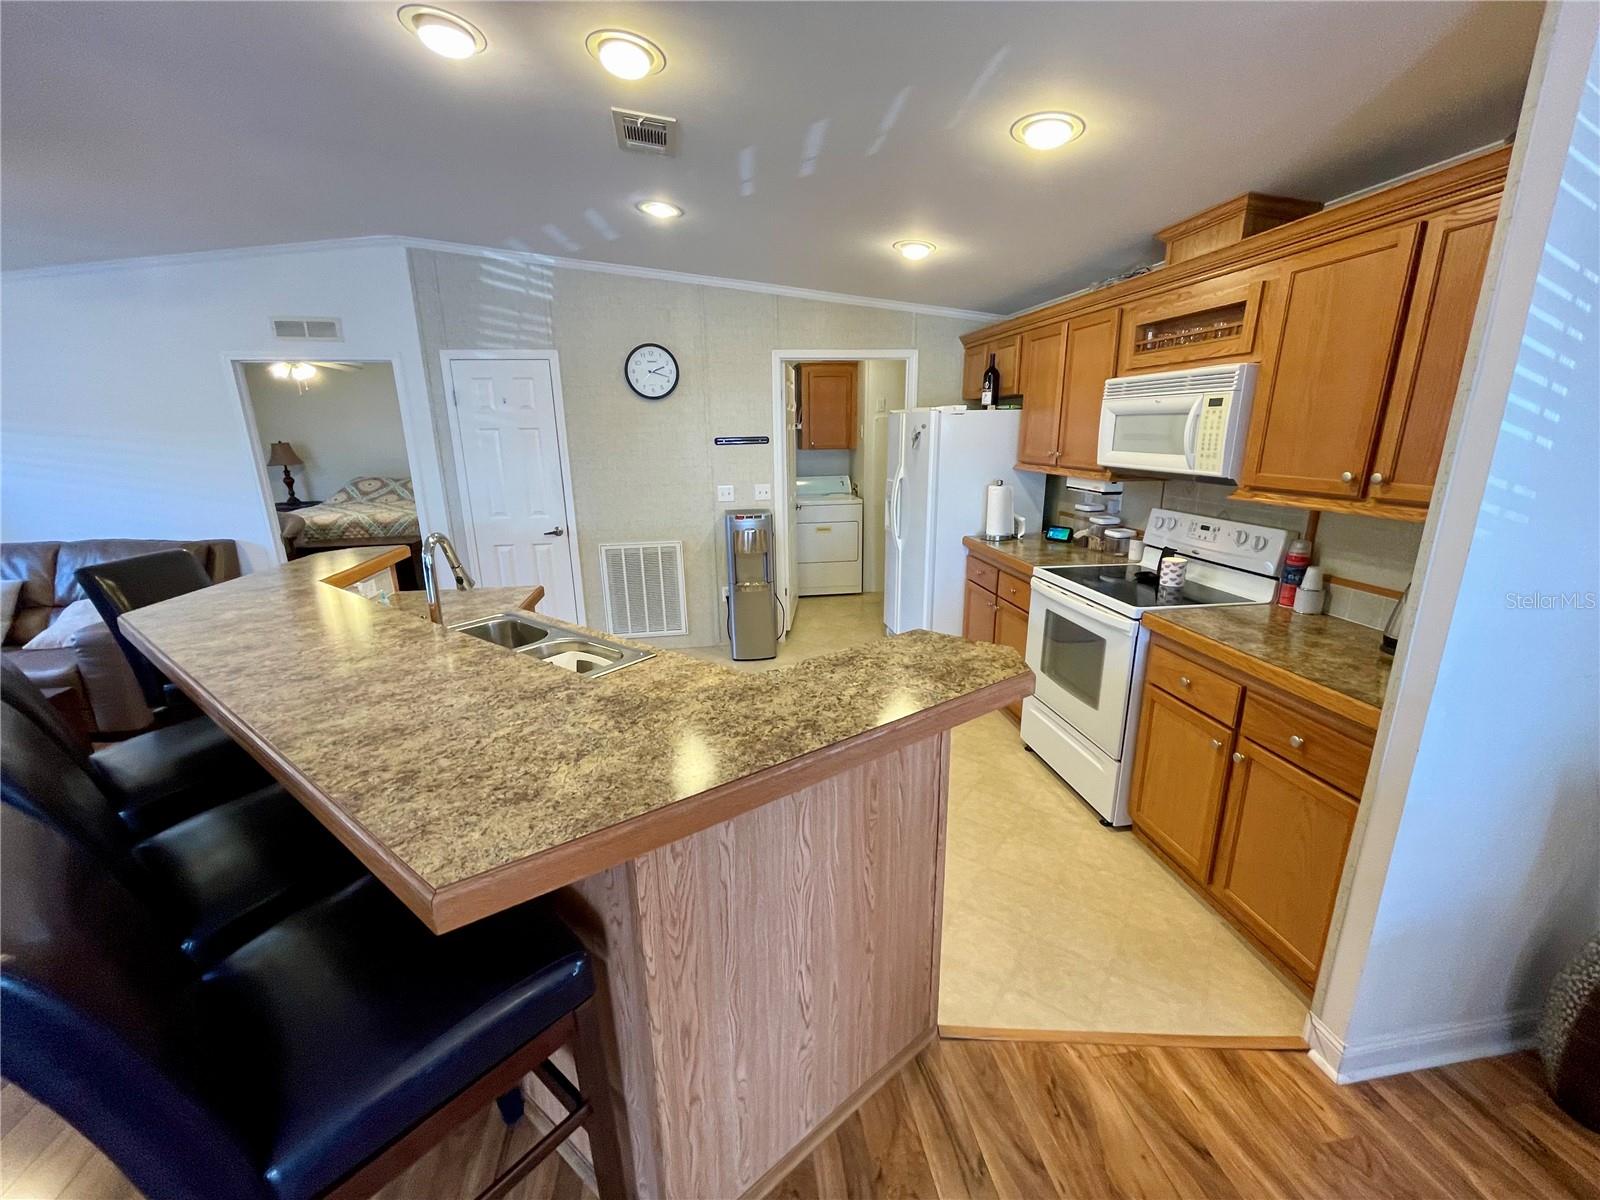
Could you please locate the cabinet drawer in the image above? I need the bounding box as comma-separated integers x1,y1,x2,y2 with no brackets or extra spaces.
965,556,999,593
1146,644,1241,725
1240,695,1371,796
997,570,1031,613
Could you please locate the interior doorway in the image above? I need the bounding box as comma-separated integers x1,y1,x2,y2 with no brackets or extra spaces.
234,358,425,588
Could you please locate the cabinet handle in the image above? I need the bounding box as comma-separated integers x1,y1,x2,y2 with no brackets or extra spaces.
1210,738,1223,750
1178,675,1192,688
1232,751,1245,763
1340,471,1355,483
1288,734,1305,749
1370,472,1385,485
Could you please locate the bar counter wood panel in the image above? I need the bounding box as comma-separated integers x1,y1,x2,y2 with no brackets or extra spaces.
557,734,949,1199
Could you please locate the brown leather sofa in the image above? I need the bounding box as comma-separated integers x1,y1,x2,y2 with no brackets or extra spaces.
1,539,241,735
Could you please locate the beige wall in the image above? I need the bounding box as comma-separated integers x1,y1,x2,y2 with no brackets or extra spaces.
242,362,408,503
408,249,981,645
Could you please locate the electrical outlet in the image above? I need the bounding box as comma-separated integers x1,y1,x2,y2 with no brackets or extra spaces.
717,484,736,502
753,483,772,501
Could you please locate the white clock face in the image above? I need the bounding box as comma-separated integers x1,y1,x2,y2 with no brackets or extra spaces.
625,343,679,399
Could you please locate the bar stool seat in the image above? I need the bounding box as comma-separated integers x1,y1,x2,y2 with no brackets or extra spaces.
205,877,594,1200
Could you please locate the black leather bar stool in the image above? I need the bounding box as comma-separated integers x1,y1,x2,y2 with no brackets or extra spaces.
2,660,270,836
1,705,364,965
0,803,627,1200
75,548,217,718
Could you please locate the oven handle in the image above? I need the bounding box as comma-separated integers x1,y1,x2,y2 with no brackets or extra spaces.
1030,576,1140,639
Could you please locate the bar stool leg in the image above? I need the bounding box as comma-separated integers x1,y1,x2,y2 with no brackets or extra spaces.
572,997,629,1200
495,1087,525,1126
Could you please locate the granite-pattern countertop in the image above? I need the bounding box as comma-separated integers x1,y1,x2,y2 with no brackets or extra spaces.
962,534,1126,572
121,548,1029,912
1144,604,1392,722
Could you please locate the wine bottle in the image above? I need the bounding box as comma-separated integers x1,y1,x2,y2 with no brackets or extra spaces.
980,354,998,407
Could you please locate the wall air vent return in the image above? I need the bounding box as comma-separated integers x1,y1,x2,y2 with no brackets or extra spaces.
271,317,343,341
612,108,678,156
600,541,687,637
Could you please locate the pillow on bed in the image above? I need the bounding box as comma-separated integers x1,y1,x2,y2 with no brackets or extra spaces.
326,476,414,504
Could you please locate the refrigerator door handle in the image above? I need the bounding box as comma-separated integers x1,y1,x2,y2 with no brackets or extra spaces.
891,472,905,541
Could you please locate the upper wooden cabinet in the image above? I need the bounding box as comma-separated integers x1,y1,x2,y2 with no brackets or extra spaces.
1058,309,1121,472
1120,272,1265,372
1241,224,1422,500
1368,198,1498,507
962,334,1022,402
1015,322,1067,468
798,362,858,450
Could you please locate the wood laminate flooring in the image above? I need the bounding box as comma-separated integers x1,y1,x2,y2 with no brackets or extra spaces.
7,1046,1596,1199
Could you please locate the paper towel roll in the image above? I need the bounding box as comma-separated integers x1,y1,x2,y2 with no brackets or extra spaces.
983,480,1015,540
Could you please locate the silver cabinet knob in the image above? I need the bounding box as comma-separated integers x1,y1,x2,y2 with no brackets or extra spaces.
1210,738,1223,750
1178,675,1192,688
1370,472,1385,485
1232,751,1245,763
1340,471,1355,483
1288,734,1305,749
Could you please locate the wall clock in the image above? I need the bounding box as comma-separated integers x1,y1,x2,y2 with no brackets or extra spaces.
625,342,679,399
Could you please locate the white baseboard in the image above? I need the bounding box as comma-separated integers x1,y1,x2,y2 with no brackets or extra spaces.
1305,1008,1542,1084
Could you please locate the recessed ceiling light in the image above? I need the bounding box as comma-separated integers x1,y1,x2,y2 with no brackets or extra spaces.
397,5,486,59
586,29,666,80
1010,111,1086,150
636,200,683,219
893,240,936,262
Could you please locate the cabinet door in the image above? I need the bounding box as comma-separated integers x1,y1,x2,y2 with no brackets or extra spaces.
1128,687,1234,883
1243,224,1421,499
798,362,858,450
1015,323,1067,468
990,335,1022,399
993,598,1030,718
961,344,986,402
1057,308,1122,471
1368,200,1497,506
1210,740,1358,984
962,579,996,643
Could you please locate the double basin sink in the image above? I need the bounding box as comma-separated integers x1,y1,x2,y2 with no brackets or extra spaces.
449,611,653,679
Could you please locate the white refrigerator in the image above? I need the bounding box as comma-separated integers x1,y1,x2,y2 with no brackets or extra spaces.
884,406,1045,635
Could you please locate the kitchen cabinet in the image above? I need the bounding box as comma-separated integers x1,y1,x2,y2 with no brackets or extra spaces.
1119,271,1266,372
1241,224,1421,500
798,362,858,450
1212,741,1358,984
1015,323,1067,467
1128,687,1233,883
962,334,1023,402
962,547,1035,720
1128,632,1374,991
1368,198,1498,507
1058,308,1123,472
993,598,1029,719
963,578,997,642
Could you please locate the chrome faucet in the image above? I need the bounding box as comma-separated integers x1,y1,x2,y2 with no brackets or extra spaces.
421,532,475,626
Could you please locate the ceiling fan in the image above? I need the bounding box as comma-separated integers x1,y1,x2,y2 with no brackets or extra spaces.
266,360,363,392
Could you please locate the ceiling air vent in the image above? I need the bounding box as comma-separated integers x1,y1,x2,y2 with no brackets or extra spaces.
600,541,687,637
612,108,678,156
271,316,343,341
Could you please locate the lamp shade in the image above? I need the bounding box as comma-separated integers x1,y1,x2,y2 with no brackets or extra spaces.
266,441,303,467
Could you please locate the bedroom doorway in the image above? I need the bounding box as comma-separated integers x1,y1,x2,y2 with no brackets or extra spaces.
235,359,424,587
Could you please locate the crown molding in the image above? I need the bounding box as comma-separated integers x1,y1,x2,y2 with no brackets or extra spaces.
3,234,1003,324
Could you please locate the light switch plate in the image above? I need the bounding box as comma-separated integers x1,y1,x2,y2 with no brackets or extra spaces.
753,483,772,500
717,484,736,502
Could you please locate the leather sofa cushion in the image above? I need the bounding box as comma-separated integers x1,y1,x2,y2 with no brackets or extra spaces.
95,718,273,838
0,542,58,611
205,879,592,1200
53,540,237,609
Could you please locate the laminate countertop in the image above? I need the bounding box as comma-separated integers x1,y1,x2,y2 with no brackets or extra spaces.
120,547,1030,931
962,535,1127,573
1144,604,1393,727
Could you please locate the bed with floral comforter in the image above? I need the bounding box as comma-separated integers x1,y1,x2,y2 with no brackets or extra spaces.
293,476,420,546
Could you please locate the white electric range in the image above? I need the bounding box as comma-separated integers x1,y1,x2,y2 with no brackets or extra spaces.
1020,508,1289,827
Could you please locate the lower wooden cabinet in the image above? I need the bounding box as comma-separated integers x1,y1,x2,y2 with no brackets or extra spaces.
1128,633,1373,990
963,549,1033,719
1128,688,1233,881
1211,741,1358,984
963,578,996,642
993,598,1029,719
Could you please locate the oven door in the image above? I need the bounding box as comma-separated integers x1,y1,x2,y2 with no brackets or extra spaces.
1096,393,1204,475
1025,577,1139,760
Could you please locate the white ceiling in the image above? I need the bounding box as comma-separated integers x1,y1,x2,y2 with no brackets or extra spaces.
1,1,1539,314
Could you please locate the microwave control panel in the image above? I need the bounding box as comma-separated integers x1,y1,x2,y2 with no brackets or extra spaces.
1195,395,1229,471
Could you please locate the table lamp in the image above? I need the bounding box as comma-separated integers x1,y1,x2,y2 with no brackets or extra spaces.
266,441,305,504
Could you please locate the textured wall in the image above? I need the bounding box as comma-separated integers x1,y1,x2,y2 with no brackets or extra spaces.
408,249,980,645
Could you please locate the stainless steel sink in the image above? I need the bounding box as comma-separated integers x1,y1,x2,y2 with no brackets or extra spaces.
449,612,653,678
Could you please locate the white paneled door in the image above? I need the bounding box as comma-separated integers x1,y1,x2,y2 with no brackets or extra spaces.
447,356,579,622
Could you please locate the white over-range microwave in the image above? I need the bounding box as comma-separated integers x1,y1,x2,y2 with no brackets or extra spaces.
1096,362,1257,481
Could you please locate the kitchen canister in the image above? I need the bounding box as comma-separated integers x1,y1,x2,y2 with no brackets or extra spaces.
1158,555,1189,589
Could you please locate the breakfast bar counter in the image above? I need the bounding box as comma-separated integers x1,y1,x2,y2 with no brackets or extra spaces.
120,546,1030,1198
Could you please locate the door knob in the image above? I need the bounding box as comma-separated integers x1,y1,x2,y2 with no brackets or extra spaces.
1340,471,1355,483
543,526,565,537
1288,734,1305,749
1370,472,1385,485
1232,752,1245,763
